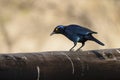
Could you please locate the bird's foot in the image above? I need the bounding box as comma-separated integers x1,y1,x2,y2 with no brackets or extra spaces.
76,48,83,52
69,49,75,52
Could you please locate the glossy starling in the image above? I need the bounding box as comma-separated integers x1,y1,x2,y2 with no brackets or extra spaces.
50,24,105,51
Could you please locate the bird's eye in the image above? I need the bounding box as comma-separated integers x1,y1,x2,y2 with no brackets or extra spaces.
55,28,58,31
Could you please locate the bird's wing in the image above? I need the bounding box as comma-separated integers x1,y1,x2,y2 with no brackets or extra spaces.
65,24,97,35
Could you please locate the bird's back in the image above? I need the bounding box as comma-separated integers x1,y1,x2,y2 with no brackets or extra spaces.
64,24,97,36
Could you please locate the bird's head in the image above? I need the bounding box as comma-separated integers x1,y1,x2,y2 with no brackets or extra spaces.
50,25,65,36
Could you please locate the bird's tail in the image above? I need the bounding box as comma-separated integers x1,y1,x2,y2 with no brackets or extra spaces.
89,35,105,46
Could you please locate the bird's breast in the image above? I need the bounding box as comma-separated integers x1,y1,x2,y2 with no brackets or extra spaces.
64,33,81,42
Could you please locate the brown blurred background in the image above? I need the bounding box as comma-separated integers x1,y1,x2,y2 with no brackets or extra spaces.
0,0,120,53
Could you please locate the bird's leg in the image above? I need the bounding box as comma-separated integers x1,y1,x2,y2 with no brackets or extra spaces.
76,42,85,52
69,42,77,51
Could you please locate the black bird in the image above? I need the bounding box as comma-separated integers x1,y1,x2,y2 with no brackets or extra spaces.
50,24,105,51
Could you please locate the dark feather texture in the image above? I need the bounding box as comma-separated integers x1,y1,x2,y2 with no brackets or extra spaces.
51,24,105,51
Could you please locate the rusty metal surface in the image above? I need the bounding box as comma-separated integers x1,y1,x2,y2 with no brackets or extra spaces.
0,48,120,80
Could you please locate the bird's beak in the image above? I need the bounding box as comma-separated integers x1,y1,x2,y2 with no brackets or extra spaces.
50,32,55,36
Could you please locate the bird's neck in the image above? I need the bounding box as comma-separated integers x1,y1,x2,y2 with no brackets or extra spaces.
58,28,65,34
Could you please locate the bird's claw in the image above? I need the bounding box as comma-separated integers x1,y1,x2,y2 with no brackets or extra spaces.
69,49,75,52
76,48,83,52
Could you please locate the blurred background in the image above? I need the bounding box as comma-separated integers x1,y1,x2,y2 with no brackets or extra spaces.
0,0,120,53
